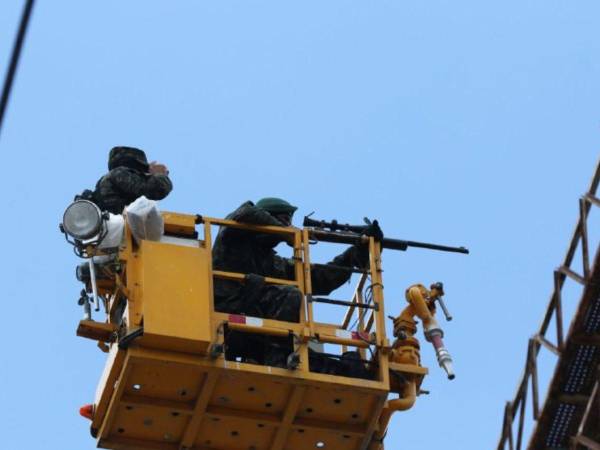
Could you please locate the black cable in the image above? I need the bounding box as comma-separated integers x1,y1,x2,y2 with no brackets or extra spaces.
0,0,36,140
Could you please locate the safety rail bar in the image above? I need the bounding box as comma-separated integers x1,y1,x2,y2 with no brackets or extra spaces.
212,270,299,287
214,312,377,349
497,158,600,450
309,296,379,310
199,216,299,236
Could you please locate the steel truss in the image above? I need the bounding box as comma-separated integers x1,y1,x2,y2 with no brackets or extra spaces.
498,158,600,450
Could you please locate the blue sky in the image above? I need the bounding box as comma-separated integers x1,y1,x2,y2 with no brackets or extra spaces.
1,1,599,449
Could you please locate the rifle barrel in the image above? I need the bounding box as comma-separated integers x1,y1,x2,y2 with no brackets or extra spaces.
307,230,469,255
398,239,470,254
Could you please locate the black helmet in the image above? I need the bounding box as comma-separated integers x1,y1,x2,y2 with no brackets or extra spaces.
108,146,149,172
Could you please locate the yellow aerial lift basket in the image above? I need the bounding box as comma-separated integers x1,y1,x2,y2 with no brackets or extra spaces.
64,206,460,450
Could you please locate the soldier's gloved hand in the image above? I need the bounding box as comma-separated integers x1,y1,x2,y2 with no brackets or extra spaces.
353,220,383,268
363,220,384,242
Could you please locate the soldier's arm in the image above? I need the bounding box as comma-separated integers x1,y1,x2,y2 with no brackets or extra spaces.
231,201,284,226
309,246,367,295
143,174,173,200
219,201,284,244
107,167,147,199
108,167,172,202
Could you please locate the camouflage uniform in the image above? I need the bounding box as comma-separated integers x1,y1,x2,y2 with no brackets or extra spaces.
91,147,172,214
212,201,369,366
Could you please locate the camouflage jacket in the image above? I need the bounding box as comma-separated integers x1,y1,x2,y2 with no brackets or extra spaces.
212,201,368,300
92,167,172,214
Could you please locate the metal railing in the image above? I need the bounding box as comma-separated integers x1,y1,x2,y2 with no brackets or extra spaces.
200,216,388,379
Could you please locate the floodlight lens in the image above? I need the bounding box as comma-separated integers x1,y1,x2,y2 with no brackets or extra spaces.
62,201,102,240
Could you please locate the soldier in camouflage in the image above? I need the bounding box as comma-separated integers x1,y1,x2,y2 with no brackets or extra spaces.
213,198,375,321
212,197,382,368
90,146,172,214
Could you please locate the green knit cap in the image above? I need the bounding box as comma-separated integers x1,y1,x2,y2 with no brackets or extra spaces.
255,197,298,214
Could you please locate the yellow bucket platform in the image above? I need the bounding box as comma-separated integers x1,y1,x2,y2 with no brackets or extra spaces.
78,213,427,450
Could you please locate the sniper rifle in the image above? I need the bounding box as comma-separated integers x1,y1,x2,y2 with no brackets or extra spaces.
303,216,469,255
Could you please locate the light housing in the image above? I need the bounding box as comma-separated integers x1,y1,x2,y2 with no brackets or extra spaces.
62,200,103,240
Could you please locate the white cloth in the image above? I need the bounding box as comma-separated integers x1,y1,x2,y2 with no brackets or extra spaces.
125,196,164,242
98,213,125,250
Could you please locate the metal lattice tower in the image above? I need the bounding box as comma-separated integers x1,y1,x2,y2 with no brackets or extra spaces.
498,159,600,450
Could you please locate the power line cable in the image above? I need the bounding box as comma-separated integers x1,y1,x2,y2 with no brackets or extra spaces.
0,0,36,140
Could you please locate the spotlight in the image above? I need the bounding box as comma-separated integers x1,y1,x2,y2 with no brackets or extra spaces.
62,200,103,241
